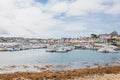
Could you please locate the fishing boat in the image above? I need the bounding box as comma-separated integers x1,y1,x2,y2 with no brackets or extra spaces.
46,48,56,52
55,47,68,53
75,45,86,49
98,45,118,53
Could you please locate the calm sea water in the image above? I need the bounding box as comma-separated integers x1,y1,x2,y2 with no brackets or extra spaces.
0,49,120,70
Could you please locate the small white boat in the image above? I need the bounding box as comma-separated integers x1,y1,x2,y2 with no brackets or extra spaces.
6,48,14,51
13,48,21,51
98,48,109,53
75,45,85,49
106,48,118,53
55,46,74,53
56,48,68,53
103,45,118,49
46,48,56,52
98,47,118,53
98,44,119,53
64,46,74,51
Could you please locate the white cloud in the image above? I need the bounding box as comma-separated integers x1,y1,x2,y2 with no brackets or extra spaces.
67,0,107,16
46,0,120,16
50,1,68,14
0,0,61,38
46,0,109,16
0,0,119,38
60,22,87,31
105,0,120,15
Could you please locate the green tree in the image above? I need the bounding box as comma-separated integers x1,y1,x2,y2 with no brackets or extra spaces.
110,31,118,36
91,34,98,39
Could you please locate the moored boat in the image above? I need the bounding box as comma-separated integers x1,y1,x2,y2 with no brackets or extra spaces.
56,47,68,53
98,45,118,53
46,48,56,52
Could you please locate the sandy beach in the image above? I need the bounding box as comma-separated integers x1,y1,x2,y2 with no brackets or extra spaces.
12,73,120,80
0,66,120,80
75,73,120,80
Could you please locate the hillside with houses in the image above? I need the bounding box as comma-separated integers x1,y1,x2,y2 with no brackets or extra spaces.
0,31,120,52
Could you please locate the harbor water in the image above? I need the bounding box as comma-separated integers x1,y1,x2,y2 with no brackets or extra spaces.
0,49,120,72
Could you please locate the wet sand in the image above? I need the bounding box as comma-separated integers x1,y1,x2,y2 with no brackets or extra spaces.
0,66,120,80
74,73,120,80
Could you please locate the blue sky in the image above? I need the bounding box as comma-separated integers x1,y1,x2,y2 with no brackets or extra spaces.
0,0,120,38
35,0,48,4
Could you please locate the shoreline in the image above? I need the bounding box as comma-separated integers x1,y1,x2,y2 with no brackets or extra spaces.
0,62,119,74
0,66,120,80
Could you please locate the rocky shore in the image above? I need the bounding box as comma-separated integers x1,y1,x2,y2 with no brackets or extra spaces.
0,66,120,80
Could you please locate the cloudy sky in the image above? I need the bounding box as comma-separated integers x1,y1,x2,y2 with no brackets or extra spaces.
0,0,120,38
